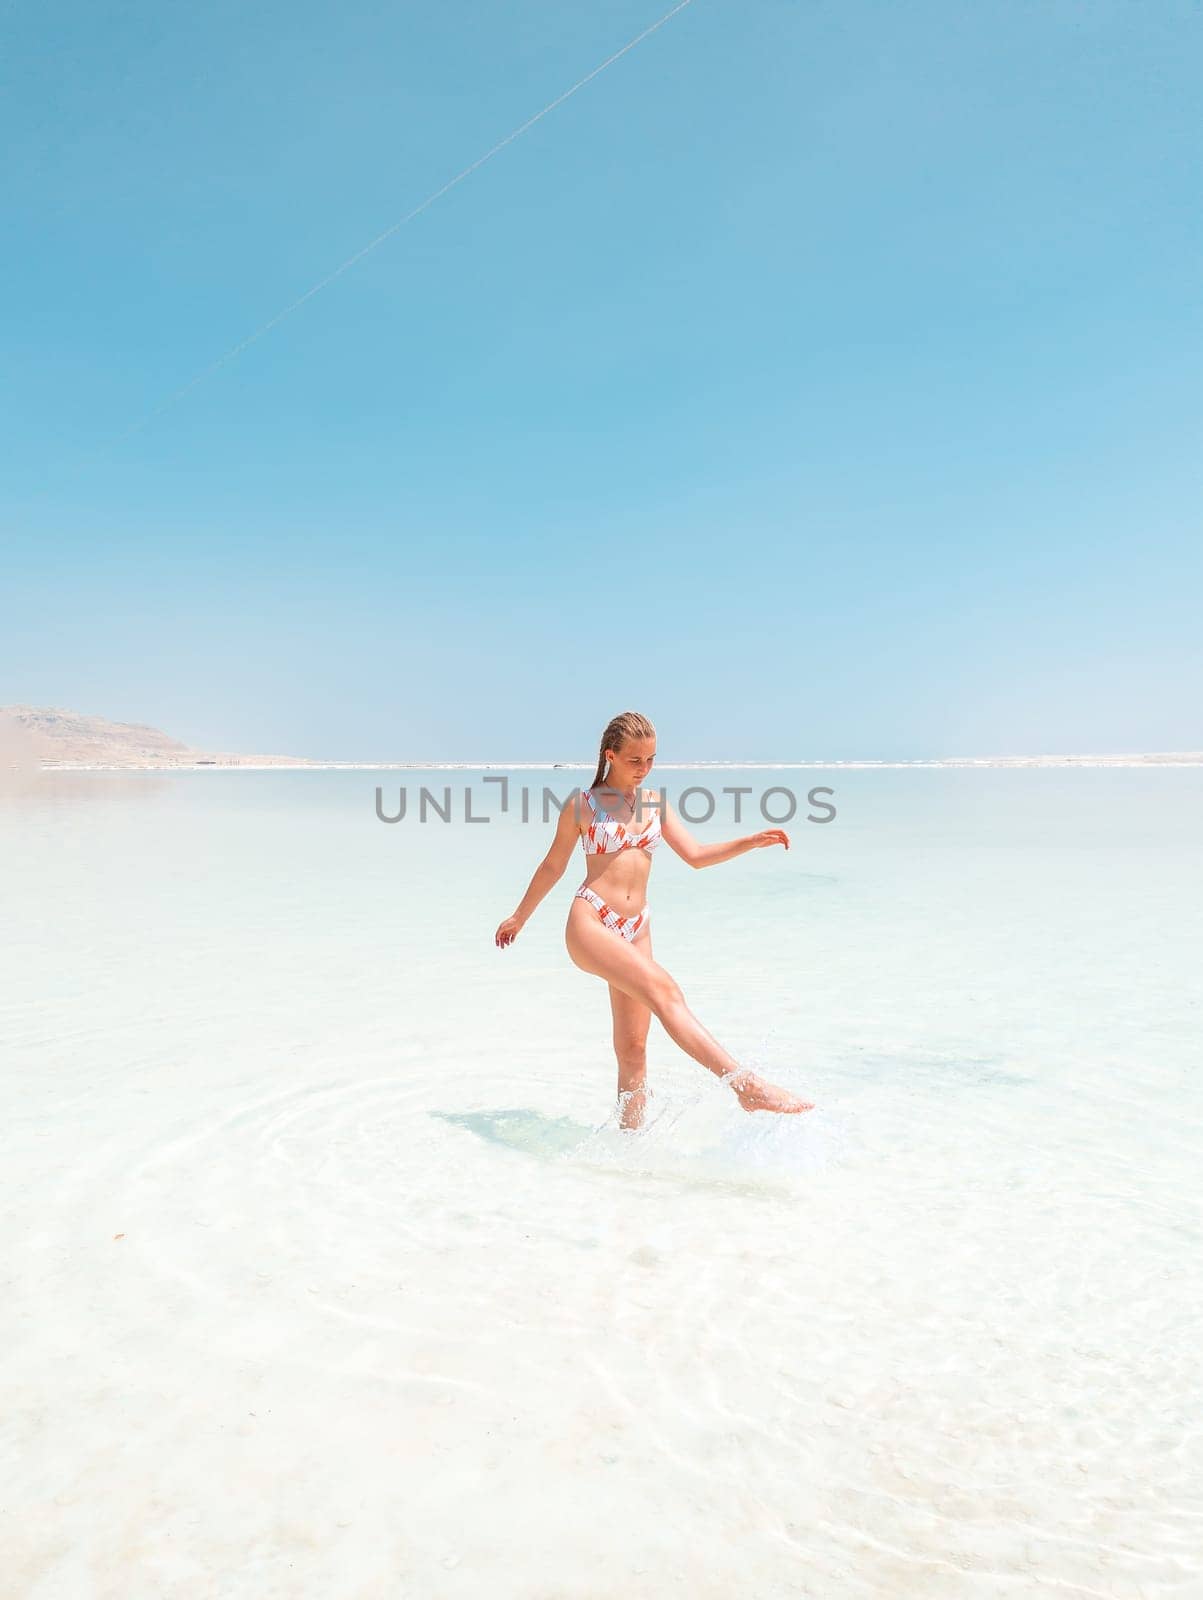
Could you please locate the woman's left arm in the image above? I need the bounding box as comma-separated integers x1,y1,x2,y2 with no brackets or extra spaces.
660,795,789,869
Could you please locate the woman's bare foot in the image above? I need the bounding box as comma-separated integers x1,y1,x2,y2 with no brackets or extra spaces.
617,1086,648,1130
724,1069,814,1115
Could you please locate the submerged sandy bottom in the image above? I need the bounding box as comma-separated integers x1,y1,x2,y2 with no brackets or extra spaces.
3,768,1201,1598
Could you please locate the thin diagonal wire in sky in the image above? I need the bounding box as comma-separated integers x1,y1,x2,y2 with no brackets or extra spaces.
113,0,699,446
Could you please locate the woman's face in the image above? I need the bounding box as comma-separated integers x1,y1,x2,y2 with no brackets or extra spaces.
606,734,656,787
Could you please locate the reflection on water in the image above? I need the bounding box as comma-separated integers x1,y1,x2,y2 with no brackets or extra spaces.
0,767,173,806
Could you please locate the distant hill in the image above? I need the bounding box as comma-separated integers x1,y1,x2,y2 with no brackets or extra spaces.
0,705,316,769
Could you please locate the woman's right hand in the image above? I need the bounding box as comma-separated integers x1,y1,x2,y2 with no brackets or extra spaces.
494,915,523,949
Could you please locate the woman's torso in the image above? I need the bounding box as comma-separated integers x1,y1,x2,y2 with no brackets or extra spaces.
576,786,662,913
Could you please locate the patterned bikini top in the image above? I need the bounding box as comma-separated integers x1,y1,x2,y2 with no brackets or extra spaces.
580,788,663,855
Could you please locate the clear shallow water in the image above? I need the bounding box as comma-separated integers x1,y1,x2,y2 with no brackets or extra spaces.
3,768,1201,1598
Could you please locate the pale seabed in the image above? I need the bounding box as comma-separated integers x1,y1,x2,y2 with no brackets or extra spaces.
3,767,1201,1599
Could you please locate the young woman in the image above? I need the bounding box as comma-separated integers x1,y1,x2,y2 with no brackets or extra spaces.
493,711,814,1129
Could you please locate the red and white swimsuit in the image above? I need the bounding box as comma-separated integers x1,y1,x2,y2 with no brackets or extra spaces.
574,788,662,942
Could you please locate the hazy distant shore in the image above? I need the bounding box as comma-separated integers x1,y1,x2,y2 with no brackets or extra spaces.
27,755,1203,771
4,706,1200,772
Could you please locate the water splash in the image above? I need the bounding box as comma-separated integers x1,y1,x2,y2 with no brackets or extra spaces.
559,1085,847,1196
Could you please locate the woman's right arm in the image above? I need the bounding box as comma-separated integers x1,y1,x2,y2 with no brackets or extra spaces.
493,792,584,948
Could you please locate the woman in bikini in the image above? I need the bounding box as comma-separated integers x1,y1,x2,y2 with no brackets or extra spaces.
493,711,814,1130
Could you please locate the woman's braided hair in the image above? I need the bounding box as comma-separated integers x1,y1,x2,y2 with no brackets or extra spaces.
590,711,656,790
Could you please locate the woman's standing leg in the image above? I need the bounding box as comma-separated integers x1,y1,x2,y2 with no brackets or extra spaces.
609,925,654,1129
609,983,651,1129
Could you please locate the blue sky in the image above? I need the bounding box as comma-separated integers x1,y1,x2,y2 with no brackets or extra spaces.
3,0,1200,761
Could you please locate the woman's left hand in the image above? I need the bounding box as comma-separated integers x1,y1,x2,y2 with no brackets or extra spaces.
750,829,789,851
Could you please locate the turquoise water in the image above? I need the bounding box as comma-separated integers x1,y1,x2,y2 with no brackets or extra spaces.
3,767,1201,1597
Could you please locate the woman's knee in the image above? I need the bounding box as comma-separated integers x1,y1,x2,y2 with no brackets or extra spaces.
647,972,684,1016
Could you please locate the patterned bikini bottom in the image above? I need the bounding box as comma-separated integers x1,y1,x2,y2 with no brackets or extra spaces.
573,883,650,943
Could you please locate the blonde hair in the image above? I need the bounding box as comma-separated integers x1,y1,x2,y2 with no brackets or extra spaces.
590,711,656,789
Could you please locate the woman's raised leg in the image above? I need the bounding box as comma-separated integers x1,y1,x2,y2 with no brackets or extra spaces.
566,901,812,1114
